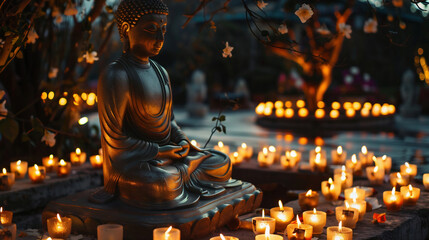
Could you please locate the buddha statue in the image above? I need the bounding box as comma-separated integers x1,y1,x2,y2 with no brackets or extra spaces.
93,0,241,210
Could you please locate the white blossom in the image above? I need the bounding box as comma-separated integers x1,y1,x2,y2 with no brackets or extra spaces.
64,3,78,16
41,131,56,147
82,51,99,64
222,42,234,58
317,25,331,35
339,23,352,39
257,0,268,9
48,68,59,78
295,4,314,23
26,28,39,44
278,24,288,34
364,18,378,33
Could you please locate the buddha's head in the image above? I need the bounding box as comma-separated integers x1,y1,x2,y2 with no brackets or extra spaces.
115,0,168,58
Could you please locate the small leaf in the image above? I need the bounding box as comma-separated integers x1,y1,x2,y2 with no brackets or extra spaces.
216,126,222,132
0,118,19,142
219,115,226,121
222,125,226,134
212,117,217,121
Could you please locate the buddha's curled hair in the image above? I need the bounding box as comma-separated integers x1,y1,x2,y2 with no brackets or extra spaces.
115,0,169,39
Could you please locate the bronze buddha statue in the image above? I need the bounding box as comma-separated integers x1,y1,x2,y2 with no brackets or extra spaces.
94,0,241,210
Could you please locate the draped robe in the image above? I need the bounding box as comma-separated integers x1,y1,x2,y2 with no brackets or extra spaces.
97,54,238,209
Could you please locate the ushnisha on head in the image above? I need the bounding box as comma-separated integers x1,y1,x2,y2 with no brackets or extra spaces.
115,0,169,39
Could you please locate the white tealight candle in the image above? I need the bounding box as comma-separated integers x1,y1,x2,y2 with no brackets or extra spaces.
400,162,417,180
270,200,293,232
98,224,123,240
153,226,180,240
331,146,347,165
10,160,28,179
255,225,283,240
214,141,230,155
327,221,352,240
303,208,326,234
252,210,275,234
359,145,374,167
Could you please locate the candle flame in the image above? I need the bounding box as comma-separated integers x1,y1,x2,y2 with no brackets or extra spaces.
391,187,397,201
278,200,284,210
350,188,358,199
382,155,387,160
372,156,377,164
263,147,268,155
291,150,297,157
374,166,379,173
262,209,265,218
49,154,53,159
2,168,6,174
218,141,224,148
337,146,343,154
397,172,402,179
35,164,39,171
405,162,410,168
328,178,335,190
338,221,342,232
17,160,21,165
190,140,197,146
392,187,396,194
341,165,346,172
265,225,270,238
96,155,101,162
233,152,239,158
306,189,312,196
241,143,247,149
76,148,81,155
313,208,317,214
296,215,301,228
57,213,62,222
341,172,347,181
59,159,66,166
345,201,350,209
315,146,321,153
0,207,3,212
315,153,321,164
408,184,413,191
220,234,226,240
328,178,334,184
165,226,172,234
269,146,276,153
362,146,367,154
47,238,52,240
352,154,357,164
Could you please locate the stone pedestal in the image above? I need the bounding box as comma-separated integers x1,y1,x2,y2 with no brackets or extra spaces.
42,182,262,240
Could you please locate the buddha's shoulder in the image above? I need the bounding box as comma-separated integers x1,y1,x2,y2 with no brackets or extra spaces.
100,61,128,83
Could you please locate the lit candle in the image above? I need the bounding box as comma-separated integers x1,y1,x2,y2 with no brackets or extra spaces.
383,187,403,211
345,154,362,176
424,173,429,190
47,214,72,239
255,225,283,240
70,148,87,166
335,202,359,229
280,150,301,170
237,143,253,160
303,208,326,234
0,222,16,239
153,226,180,240
10,160,28,179
376,155,392,174
270,200,293,232
258,147,275,167
190,140,200,148
400,184,420,205
334,166,353,191
298,190,319,211
57,160,71,177
98,224,123,240
0,168,15,191
90,155,103,169
28,164,46,183
344,198,366,221
389,172,409,188
286,215,313,240
321,178,341,201
268,145,280,163
42,154,59,173
251,210,275,234
309,147,327,172
229,152,243,166
327,221,353,240
359,145,374,167
366,165,384,185
0,207,13,225
344,187,365,201
332,146,347,165
214,141,230,155
210,233,238,240
400,162,417,180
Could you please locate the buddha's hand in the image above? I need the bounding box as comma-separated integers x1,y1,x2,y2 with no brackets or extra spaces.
157,145,183,160
177,140,190,157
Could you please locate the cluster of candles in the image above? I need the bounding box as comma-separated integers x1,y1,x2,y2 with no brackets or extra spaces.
1,148,103,191
255,100,396,119
0,207,16,240
213,141,254,166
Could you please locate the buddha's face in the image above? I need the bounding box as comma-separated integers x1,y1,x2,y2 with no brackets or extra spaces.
127,14,167,59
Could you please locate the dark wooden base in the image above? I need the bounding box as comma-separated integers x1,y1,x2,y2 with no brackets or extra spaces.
42,182,262,240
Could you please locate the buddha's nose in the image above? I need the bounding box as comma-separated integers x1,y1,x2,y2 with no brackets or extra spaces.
156,30,164,42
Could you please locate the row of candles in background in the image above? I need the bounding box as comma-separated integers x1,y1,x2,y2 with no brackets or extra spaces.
0,148,103,191
255,100,396,119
